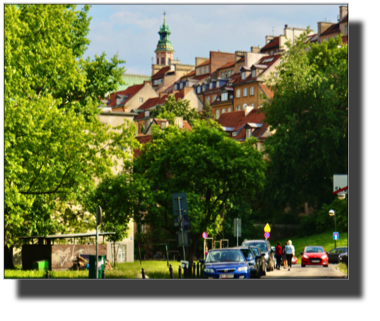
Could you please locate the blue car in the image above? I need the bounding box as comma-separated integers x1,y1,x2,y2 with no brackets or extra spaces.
199,248,264,279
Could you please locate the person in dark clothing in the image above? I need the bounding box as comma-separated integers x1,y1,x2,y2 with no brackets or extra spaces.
282,242,288,269
275,242,283,270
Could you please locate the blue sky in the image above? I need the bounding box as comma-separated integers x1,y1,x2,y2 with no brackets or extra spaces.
82,4,343,76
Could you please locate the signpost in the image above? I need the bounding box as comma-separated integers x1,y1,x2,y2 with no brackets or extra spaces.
95,206,102,279
172,193,190,261
234,218,242,246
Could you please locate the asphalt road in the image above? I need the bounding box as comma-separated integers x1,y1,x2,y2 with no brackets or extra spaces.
262,264,347,279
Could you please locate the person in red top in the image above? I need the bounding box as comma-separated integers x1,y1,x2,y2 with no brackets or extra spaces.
275,242,283,270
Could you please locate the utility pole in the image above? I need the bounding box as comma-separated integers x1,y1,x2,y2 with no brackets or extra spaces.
178,197,186,261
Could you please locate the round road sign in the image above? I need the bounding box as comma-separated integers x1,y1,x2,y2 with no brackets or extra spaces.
264,232,270,239
202,232,208,239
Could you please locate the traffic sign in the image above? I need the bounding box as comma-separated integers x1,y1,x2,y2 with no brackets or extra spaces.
333,232,339,240
264,232,270,239
172,193,188,217
264,223,271,233
234,218,242,237
202,232,208,239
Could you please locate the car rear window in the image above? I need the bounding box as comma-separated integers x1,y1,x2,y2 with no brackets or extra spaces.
243,242,268,252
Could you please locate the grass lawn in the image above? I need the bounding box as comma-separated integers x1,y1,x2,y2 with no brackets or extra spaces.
272,230,348,262
4,260,195,279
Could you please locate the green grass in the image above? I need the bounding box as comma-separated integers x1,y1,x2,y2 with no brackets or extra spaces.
5,260,190,279
272,230,348,262
336,262,348,276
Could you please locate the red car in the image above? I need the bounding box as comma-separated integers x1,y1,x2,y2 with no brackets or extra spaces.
300,246,329,267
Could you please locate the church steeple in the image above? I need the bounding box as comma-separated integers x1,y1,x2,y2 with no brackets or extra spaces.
154,11,175,66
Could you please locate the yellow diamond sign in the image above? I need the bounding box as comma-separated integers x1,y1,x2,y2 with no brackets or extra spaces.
264,223,271,233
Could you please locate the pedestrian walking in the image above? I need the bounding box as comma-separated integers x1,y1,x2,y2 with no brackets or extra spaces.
275,242,282,270
282,242,288,269
285,240,295,271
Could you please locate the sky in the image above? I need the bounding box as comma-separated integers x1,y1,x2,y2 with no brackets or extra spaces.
82,3,343,76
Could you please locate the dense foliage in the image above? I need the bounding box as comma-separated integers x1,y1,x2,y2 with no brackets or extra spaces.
262,30,348,213
4,4,138,246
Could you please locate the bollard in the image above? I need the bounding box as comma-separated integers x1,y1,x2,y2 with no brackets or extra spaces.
46,271,49,279
102,270,105,279
178,266,182,279
184,266,188,279
169,264,174,279
197,262,200,278
142,268,145,279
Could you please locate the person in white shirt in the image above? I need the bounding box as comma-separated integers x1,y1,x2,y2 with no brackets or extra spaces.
285,240,295,271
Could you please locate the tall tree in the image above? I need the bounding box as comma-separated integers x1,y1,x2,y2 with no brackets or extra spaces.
4,4,138,247
132,121,267,267
262,30,348,212
150,95,200,126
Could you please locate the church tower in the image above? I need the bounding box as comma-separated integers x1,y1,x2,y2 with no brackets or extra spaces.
154,11,175,67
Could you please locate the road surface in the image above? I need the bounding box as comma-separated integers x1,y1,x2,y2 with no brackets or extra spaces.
262,264,347,279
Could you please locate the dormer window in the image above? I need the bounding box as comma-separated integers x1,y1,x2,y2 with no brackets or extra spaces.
180,83,183,89
216,81,220,87
228,71,231,77
242,72,246,80
197,86,201,93
145,110,150,117
251,70,256,78
117,96,122,105
221,92,228,101
209,83,213,90
246,129,252,138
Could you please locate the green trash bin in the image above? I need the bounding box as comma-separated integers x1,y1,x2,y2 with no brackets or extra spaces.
89,255,105,279
32,260,49,271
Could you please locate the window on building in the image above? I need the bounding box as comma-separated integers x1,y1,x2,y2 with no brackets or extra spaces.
227,107,231,112
161,58,165,65
231,70,234,75
221,92,228,101
250,86,254,95
180,83,183,89
243,88,247,97
212,95,217,102
222,108,225,114
228,70,231,77
206,96,210,103
168,58,171,65
242,72,246,80
270,50,273,55
251,70,256,78
209,83,213,90
246,129,251,139
251,103,255,108
236,106,241,111
200,67,203,74
236,89,241,98
139,97,143,103
145,110,150,117
157,58,159,65
197,86,201,93
216,109,220,119
243,103,247,110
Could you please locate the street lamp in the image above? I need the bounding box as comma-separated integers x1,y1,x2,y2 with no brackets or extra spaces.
329,210,337,249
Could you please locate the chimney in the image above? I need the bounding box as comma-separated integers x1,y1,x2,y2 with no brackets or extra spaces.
266,35,275,44
284,24,288,29
175,116,183,129
339,6,348,20
159,92,167,98
245,106,254,116
160,120,168,129
183,86,192,97
318,22,335,36
143,80,152,86
250,46,261,53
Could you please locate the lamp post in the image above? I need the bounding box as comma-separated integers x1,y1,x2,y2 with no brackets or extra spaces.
329,210,337,249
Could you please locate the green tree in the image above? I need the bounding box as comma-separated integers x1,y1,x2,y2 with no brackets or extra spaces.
132,121,267,267
199,99,215,122
150,95,199,125
262,30,348,212
4,4,138,248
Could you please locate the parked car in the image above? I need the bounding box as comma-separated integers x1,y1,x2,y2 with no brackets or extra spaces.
327,247,348,264
241,239,276,271
339,252,348,265
237,246,266,278
199,248,265,279
300,246,329,267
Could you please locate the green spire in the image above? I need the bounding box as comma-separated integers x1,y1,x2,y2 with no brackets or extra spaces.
155,11,174,52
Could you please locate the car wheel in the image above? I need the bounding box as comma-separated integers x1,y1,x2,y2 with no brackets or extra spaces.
301,264,305,267
324,265,328,268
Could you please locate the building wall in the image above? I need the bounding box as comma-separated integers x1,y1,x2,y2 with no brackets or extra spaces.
210,51,236,78
184,89,204,112
123,83,158,112
211,101,234,119
233,82,264,110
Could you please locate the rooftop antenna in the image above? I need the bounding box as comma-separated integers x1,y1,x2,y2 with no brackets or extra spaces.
163,10,166,21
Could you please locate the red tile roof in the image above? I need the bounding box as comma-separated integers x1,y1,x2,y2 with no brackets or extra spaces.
134,95,168,120
217,109,267,141
134,135,153,157
152,66,170,79
236,57,245,63
320,23,340,36
305,33,319,43
259,84,274,100
183,120,192,130
218,61,236,70
197,59,210,67
260,37,280,52
174,90,185,100
107,84,144,107
191,73,210,81
181,70,196,79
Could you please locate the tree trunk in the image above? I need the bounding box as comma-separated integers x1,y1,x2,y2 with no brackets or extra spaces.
4,245,15,270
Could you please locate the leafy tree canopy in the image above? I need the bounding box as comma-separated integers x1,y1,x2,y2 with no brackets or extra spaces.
4,4,138,246
261,30,348,212
150,95,200,126
131,120,267,266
